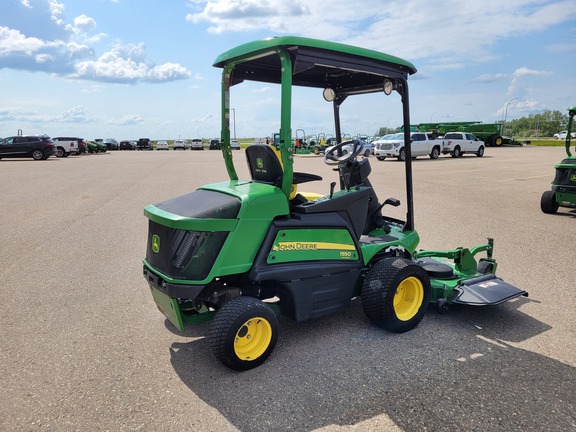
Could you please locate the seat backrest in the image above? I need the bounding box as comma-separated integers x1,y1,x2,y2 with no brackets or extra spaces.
245,145,284,186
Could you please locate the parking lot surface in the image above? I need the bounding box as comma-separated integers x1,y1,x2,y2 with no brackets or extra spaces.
1,146,574,431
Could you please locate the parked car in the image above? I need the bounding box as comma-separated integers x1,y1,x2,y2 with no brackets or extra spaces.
0,135,55,160
173,139,189,150
374,132,443,161
209,139,221,150
52,136,83,157
442,132,485,157
554,130,576,140
119,140,134,150
230,139,240,150
137,138,152,150
156,140,169,150
102,138,119,150
325,140,372,158
190,138,204,150
76,138,87,154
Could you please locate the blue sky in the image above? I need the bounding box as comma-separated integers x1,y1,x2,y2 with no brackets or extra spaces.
1,0,575,140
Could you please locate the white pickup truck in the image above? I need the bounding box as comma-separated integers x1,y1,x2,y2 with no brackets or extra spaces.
52,136,82,157
441,132,485,157
374,132,443,161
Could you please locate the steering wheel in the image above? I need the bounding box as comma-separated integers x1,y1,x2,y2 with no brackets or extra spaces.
323,139,364,166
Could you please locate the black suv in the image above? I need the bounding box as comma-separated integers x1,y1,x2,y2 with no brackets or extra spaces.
137,138,152,150
0,135,55,160
209,139,221,150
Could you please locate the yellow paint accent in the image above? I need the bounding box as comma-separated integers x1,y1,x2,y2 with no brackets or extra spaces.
234,317,272,361
393,276,424,321
300,191,324,201
273,241,355,251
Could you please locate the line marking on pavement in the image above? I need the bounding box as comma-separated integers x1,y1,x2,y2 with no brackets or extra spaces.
497,174,551,182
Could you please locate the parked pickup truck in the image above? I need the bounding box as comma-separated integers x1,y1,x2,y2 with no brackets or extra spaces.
52,137,83,157
441,132,485,157
374,132,443,161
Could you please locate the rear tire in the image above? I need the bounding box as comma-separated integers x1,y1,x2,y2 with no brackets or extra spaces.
209,297,279,371
540,190,558,214
56,147,65,158
361,257,431,333
32,149,45,160
452,146,461,158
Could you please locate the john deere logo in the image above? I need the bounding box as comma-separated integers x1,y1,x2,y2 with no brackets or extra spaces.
256,157,263,169
152,234,160,253
571,174,576,182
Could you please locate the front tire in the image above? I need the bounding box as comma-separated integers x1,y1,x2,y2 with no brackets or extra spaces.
398,148,406,161
377,156,386,161
540,190,558,214
361,257,431,333
209,297,279,371
429,147,439,159
476,146,485,157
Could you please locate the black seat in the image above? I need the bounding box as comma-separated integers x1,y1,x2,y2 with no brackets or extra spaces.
246,145,284,186
246,145,322,186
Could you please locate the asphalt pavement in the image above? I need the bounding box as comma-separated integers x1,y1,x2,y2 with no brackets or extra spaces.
1,146,574,431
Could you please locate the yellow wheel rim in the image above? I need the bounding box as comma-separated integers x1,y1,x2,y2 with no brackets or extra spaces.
234,317,272,361
495,137,503,145
393,277,424,321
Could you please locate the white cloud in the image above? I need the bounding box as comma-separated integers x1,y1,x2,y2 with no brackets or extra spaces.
471,73,510,83
67,42,93,59
507,67,553,96
186,0,576,65
0,1,191,83
0,105,91,123
148,63,193,82
0,26,63,56
108,115,144,126
186,0,309,33
73,14,97,33
71,43,192,83
56,105,91,122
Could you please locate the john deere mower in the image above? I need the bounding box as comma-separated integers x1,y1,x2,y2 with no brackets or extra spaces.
541,106,576,214
143,37,527,371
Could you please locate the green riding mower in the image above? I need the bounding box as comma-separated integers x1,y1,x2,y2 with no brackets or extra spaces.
541,106,576,214
143,37,527,371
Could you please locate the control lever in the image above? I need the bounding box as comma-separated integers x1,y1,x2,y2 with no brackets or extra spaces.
343,173,351,191
372,198,401,233
329,182,336,198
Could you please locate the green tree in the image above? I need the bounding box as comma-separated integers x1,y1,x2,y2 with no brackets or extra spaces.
376,127,399,136
507,110,568,137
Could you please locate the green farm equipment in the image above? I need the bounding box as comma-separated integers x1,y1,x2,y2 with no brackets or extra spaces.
541,106,576,214
142,37,527,371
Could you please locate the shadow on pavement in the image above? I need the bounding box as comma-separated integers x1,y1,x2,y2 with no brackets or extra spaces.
168,299,575,431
